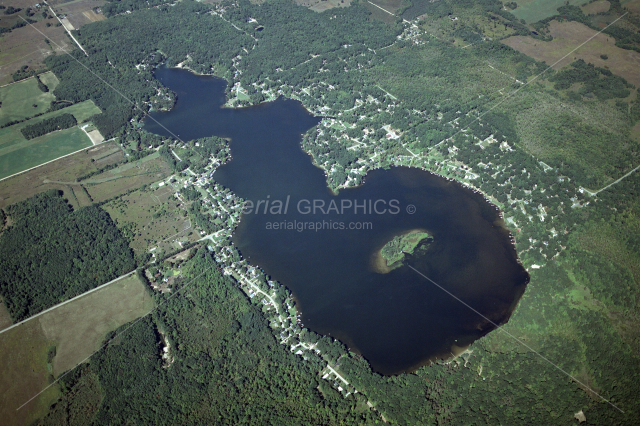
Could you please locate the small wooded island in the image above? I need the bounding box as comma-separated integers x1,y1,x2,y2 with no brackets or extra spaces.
378,230,433,272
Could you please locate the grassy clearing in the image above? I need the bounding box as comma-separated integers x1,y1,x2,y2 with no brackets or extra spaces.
0,320,60,426
0,76,57,126
508,0,591,23
503,20,640,88
85,154,173,202
37,274,154,376
103,183,197,256
581,0,610,14
38,72,60,92
0,141,123,209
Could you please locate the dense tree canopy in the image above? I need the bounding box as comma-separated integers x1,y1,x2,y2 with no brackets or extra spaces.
20,113,77,140
0,190,135,320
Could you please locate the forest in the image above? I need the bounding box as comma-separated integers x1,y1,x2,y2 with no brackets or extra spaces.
37,248,378,425
549,59,633,100
20,113,77,140
7,0,639,423
0,190,135,321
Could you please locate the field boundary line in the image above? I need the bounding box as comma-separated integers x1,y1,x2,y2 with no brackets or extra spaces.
0,142,91,183
0,270,135,336
43,8,88,56
16,264,215,412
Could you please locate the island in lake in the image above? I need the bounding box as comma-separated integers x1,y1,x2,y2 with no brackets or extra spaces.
374,230,433,273
145,66,530,375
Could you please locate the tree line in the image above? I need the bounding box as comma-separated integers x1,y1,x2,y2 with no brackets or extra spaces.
20,113,77,140
37,248,379,425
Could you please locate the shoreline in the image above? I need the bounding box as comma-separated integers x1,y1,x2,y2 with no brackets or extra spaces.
370,228,431,274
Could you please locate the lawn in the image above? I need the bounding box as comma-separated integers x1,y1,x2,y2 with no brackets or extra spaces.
507,0,591,23
0,75,57,126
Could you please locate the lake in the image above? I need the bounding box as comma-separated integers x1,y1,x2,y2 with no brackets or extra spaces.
144,67,530,375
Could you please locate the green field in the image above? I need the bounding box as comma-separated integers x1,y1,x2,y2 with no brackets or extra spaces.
0,320,60,426
0,127,91,179
0,74,59,127
0,100,102,179
38,72,60,92
508,0,591,23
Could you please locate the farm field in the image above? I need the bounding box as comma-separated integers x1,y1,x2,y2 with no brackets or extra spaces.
0,127,91,180
0,273,153,425
51,0,107,29
0,141,123,209
623,0,640,13
0,320,59,426
84,153,173,202
37,273,154,376
0,100,102,179
0,73,59,126
507,0,591,23
103,182,196,255
0,17,68,86
295,0,354,13
363,0,408,23
502,20,640,88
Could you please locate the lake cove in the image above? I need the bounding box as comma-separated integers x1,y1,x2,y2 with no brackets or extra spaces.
145,67,530,375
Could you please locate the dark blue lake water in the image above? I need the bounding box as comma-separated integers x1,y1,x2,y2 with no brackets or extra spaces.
144,67,529,375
